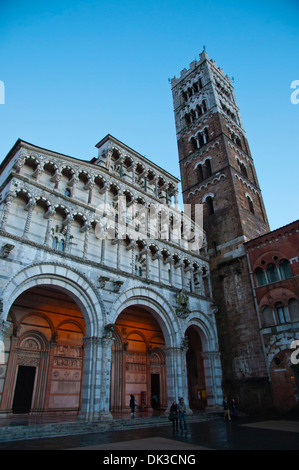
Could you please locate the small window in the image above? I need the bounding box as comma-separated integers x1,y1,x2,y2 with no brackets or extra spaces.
52,237,58,250
206,196,214,215
205,159,212,178
279,259,292,279
58,239,65,252
275,302,289,324
247,196,254,214
262,305,275,327
289,299,299,322
255,267,267,286
197,164,204,182
65,188,71,197
266,263,280,283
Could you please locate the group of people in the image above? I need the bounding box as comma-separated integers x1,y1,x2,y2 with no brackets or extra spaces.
223,396,238,421
169,397,188,432
130,394,238,430
130,394,188,433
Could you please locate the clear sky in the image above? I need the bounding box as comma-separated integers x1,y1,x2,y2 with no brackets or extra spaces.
0,0,298,231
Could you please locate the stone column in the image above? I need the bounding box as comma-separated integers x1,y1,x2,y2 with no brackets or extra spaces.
79,335,114,422
23,199,36,238
0,194,13,231
164,340,192,413
201,350,223,408
82,222,91,259
0,320,10,364
44,207,55,246
63,215,73,252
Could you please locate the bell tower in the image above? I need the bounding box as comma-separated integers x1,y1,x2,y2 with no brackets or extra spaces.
171,51,273,412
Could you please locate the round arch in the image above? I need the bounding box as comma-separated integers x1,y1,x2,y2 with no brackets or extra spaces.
111,286,183,348
1,262,106,337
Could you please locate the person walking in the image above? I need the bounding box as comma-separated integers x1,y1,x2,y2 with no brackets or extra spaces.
169,401,178,432
130,394,136,418
178,397,187,432
223,396,231,421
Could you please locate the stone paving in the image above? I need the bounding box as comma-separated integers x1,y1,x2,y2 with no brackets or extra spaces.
0,412,298,451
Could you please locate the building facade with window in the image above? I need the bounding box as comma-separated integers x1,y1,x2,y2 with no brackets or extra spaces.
245,220,299,412
0,135,223,420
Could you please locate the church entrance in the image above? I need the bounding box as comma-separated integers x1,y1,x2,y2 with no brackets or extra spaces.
186,325,207,410
110,306,167,413
12,366,36,414
1,286,86,416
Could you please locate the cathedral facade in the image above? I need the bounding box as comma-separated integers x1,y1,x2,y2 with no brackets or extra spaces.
1,50,297,421
0,134,222,420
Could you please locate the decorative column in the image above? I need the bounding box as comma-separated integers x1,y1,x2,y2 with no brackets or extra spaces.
79,335,114,422
0,194,13,231
164,337,192,413
201,350,223,408
0,320,10,364
23,198,36,238
44,207,55,246
82,222,91,259
131,162,137,185
63,215,73,252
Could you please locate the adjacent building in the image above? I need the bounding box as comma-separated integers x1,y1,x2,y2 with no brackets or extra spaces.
245,220,299,412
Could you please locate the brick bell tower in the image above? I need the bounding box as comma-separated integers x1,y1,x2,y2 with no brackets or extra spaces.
171,51,273,412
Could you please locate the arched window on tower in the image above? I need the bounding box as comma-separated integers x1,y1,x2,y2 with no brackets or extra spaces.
247,195,254,214
185,113,191,125
203,128,209,144
191,137,198,151
198,133,204,147
197,164,204,182
206,196,214,215
238,160,248,178
204,159,212,178
182,91,188,102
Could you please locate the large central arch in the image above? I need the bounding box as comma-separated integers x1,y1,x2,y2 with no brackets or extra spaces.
0,263,108,421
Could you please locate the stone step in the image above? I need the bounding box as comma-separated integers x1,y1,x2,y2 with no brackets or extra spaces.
0,412,215,443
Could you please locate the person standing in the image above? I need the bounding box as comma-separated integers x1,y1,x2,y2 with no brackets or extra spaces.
178,397,187,432
169,401,178,432
130,394,136,418
223,396,231,421
231,398,238,418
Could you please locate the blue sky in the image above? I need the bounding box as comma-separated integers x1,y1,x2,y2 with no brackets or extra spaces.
0,0,298,231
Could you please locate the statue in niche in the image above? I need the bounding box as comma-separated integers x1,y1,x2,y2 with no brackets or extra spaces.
175,289,190,318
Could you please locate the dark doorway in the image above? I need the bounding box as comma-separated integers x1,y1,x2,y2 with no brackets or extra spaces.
151,373,160,409
12,366,36,414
